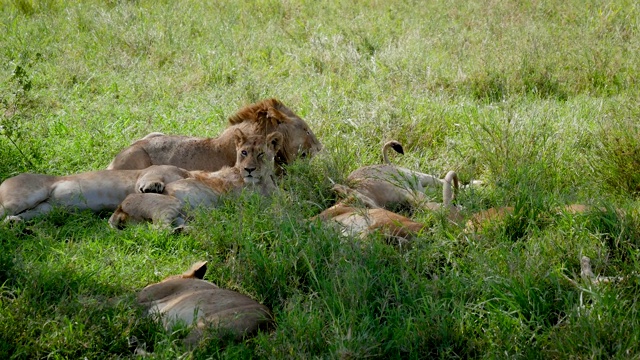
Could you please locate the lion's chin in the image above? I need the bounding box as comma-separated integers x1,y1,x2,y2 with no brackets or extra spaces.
244,176,259,184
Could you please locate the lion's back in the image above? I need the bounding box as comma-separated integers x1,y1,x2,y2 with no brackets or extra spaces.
108,135,230,171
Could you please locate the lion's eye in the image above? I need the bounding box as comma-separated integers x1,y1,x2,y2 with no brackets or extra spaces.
241,150,248,157
257,152,264,159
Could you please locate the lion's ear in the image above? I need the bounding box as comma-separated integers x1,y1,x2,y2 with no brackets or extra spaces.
266,132,284,153
233,128,247,146
266,107,291,125
183,261,208,279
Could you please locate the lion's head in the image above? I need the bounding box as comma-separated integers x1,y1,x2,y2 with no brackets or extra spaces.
233,128,283,184
228,98,323,169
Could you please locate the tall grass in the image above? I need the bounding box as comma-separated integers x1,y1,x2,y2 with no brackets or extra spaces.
1,0,639,358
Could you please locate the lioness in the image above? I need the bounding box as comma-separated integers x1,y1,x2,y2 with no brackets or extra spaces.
311,194,426,245
107,98,322,173
138,261,272,347
108,129,282,229
318,170,461,242
0,165,192,222
345,140,446,210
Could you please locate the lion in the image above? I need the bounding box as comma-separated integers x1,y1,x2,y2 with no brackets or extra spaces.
106,98,322,174
344,140,449,210
108,129,283,229
0,165,192,222
320,170,462,241
311,191,427,246
137,261,273,348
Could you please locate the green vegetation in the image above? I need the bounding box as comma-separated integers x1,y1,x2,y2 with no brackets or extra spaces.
1,0,640,358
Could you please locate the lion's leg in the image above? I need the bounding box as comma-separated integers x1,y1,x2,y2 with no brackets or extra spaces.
153,204,186,229
136,173,167,194
136,166,191,194
10,202,55,221
0,174,57,220
109,193,184,229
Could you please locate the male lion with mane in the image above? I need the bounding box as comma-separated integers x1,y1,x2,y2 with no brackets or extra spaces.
107,98,322,174
108,129,282,230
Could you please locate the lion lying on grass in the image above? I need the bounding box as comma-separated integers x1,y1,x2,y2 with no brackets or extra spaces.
108,129,282,229
137,261,272,348
345,140,448,210
107,98,322,174
317,170,461,243
0,165,192,222
311,187,427,246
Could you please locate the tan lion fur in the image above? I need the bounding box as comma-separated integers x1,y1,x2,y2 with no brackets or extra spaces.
311,197,426,245
345,140,449,210
137,261,273,347
108,130,283,229
106,98,322,173
323,170,462,240
0,165,192,222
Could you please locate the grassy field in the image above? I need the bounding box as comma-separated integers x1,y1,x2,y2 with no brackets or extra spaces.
1,0,640,358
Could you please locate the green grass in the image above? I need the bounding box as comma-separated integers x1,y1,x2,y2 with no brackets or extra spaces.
1,0,640,358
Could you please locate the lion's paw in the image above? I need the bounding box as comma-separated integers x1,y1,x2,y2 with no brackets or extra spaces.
171,224,192,235
3,215,24,224
138,181,165,194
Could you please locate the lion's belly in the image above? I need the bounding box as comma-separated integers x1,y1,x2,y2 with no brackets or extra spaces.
333,212,371,237
152,291,208,328
50,179,135,211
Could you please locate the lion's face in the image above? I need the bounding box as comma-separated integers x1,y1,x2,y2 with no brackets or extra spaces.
282,117,323,161
227,99,322,170
234,130,283,184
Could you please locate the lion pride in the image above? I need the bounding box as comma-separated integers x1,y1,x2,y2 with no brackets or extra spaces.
108,129,283,230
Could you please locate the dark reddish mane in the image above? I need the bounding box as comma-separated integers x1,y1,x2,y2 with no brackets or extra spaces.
227,98,286,127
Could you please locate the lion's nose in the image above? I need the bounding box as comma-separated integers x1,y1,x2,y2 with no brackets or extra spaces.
245,167,256,174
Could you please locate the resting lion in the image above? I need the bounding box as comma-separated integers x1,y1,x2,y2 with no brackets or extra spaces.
321,170,462,241
138,261,273,347
107,98,322,173
311,191,426,246
0,165,192,222
108,129,282,229
345,140,448,210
